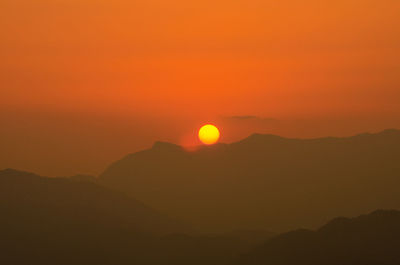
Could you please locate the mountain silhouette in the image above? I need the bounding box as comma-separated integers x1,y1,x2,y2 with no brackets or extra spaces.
235,209,400,265
0,168,183,236
0,168,185,264
99,129,400,232
0,168,270,265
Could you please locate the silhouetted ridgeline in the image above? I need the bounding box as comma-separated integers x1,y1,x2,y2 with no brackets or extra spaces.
235,210,400,265
2,170,400,265
99,129,400,232
0,169,268,265
0,168,184,236
0,169,181,265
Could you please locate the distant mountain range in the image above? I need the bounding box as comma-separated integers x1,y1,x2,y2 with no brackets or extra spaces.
235,210,400,265
2,165,400,264
99,129,400,232
0,168,183,237
0,168,269,265
1,169,399,265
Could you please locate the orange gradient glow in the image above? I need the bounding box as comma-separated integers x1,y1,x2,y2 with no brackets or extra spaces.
1,0,400,176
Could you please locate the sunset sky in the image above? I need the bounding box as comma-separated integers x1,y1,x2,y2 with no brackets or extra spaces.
1,0,400,176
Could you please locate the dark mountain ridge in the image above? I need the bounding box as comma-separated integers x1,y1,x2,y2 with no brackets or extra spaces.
236,209,400,265
0,168,271,265
0,168,184,237
99,129,400,232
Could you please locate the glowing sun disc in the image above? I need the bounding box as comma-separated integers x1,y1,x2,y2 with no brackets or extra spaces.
198,124,220,145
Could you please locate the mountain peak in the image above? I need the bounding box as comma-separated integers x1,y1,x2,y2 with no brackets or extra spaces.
380,128,400,135
319,209,400,234
236,209,400,265
0,168,23,174
0,168,39,178
234,133,285,146
151,141,183,152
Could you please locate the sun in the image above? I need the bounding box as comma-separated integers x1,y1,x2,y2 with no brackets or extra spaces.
198,124,220,145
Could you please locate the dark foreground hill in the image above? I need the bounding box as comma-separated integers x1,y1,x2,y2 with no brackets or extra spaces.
0,168,183,236
0,169,268,265
99,129,400,232
1,169,399,265
235,210,400,265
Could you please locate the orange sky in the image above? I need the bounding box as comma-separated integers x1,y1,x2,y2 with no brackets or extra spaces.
1,0,400,176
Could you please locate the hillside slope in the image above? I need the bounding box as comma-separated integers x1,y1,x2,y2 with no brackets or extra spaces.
100,129,400,231
235,210,400,265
